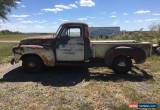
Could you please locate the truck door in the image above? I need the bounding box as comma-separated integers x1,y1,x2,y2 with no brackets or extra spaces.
56,26,84,61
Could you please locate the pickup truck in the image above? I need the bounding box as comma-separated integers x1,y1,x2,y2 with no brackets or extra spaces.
11,22,152,74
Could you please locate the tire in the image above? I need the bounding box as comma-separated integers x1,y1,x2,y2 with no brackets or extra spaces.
112,56,132,74
156,47,160,55
22,56,44,72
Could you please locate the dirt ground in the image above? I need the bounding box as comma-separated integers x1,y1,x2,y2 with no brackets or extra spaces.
0,61,160,110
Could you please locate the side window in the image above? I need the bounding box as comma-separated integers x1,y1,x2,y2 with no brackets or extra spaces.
60,27,81,38
68,28,81,37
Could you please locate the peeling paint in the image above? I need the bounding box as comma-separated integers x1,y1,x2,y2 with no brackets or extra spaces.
13,45,55,66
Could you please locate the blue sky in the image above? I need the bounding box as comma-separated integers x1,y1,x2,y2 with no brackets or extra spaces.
0,0,160,32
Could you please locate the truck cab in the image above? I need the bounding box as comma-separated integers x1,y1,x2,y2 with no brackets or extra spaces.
55,22,92,61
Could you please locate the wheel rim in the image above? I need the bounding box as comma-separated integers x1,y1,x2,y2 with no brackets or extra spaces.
113,56,132,74
117,60,127,67
28,62,36,68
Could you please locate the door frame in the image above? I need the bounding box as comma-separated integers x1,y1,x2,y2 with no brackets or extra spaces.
55,24,85,61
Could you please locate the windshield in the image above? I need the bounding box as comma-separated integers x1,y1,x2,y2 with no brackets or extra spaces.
55,25,62,37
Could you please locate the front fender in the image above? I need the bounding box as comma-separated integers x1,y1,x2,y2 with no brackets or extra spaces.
12,45,55,66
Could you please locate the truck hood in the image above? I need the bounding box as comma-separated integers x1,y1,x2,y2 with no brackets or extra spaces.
19,36,56,46
26,35,54,40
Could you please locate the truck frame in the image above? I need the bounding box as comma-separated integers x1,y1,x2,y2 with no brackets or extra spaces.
11,22,152,74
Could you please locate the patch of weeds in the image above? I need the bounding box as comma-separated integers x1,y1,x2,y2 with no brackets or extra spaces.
122,86,141,102
111,104,134,110
53,106,71,110
148,55,160,61
0,79,5,83
78,100,94,110
0,43,16,64
145,79,155,84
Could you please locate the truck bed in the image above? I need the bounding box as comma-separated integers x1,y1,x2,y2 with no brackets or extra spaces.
91,40,152,58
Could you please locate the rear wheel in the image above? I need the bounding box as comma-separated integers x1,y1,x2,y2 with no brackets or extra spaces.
156,47,160,55
112,56,132,74
22,56,44,72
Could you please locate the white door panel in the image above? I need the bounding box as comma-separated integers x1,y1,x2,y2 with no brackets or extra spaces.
56,37,84,61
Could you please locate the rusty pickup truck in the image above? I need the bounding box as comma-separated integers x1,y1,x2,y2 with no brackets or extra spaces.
11,22,152,74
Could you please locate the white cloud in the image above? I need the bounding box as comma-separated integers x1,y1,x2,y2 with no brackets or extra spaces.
55,5,71,10
79,0,95,7
42,3,78,13
21,20,33,24
59,19,69,22
110,11,117,18
125,20,130,23
10,14,30,18
34,12,44,16
152,13,160,16
77,17,88,21
69,4,78,8
16,1,21,4
110,15,117,18
42,8,63,13
111,11,117,15
134,18,160,23
101,11,106,15
123,13,128,16
134,20,144,23
111,21,118,26
75,1,79,4
87,16,96,19
145,18,160,22
21,20,47,24
134,10,151,14
34,25,44,29
0,22,27,32
21,5,26,8
42,0,95,14
16,1,26,8
0,21,58,33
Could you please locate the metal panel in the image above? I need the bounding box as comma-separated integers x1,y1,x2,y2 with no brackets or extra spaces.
56,37,84,61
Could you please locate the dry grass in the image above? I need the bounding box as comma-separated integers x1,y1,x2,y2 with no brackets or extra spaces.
0,34,29,41
0,39,160,110
0,43,17,64
0,56,160,110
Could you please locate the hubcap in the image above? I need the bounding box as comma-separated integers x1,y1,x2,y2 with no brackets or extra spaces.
28,62,36,68
117,61,126,67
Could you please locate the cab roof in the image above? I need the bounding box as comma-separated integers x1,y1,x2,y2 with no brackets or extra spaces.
61,22,88,26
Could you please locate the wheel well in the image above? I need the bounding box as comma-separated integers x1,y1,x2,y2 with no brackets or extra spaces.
21,54,43,63
105,46,146,65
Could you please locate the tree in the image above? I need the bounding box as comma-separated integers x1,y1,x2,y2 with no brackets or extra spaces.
0,0,20,20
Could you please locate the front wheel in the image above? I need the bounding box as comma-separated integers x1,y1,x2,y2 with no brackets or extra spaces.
22,56,44,72
112,56,132,74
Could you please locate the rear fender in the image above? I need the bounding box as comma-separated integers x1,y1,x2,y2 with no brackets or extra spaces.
105,46,146,66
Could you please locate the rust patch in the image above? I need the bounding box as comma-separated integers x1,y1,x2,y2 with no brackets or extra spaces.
41,54,54,65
